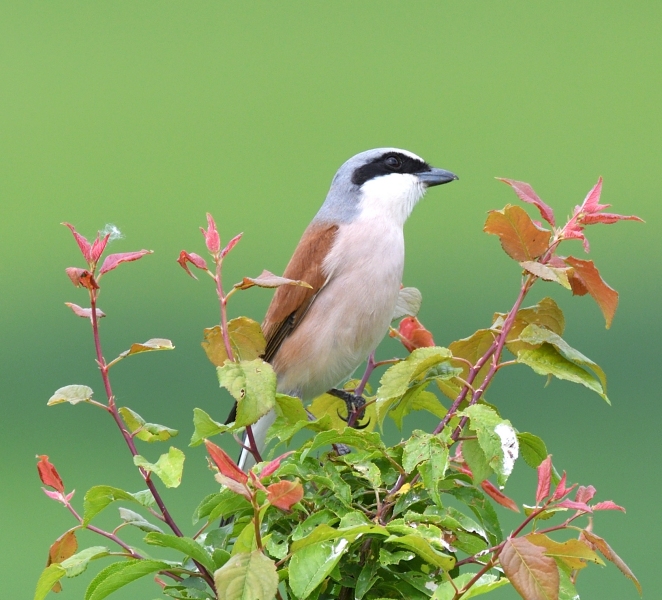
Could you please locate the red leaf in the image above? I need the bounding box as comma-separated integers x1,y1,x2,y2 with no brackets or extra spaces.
592,500,626,512
46,530,78,592
215,472,252,500
578,177,607,214
221,233,243,259
564,256,618,328
63,223,92,262
497,179,556,226
200,213,221,254
499,537,559,600
556,499,592,512
392,316,435,353
205,440,247,484
177,251,208,279
581,530,641,594
65,303,106,320
582,212,643,225
37,455,65,493
259,452,294,480
249,471,267,492
99,250,152,276
89,233,111,264
574,485,596,504
65,267,99,290
536,455,552,505
266,479,304,511
481,480,520,512
551,472,568,500
484,205,551,262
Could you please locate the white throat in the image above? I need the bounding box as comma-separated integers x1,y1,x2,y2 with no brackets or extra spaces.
357,173,427,226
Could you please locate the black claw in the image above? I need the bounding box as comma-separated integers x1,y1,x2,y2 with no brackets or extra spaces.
329,388,369,429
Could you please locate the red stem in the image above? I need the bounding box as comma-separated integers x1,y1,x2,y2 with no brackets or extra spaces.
89,289,217,594
214,259,234,362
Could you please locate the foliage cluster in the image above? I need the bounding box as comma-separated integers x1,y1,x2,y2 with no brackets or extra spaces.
35,178,642,600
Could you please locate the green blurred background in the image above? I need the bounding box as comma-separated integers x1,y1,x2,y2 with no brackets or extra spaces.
2,2,659,598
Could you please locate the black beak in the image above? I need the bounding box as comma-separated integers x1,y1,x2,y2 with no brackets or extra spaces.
418,167,459,187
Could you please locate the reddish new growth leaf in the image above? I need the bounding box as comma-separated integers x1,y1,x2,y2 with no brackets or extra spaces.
561,178,642,252
177,251,209,279
497,179,556,226
205,440,247,484
392,316,435,353
65,302,106,320
89,232,111,264
535,455,552,505
99,250,152,276
259,451,294,480
481,480,520,512
266,479,304,511
220,232,243,259
581,530,641,594
201,213,221,255
551,471,577,500
592,500,626,512
65,267,99,290
565,256,618,328
63,223,93,262
556,499,592,512
37,455,64,493
575,485,596,504
249,471,267,492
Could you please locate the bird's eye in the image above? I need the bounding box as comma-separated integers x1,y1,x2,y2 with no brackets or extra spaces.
385,156,402,170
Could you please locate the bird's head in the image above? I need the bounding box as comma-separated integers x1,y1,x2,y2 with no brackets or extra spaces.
315,148,458,226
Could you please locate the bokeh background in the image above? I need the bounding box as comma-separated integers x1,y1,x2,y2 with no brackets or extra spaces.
2,2,659,598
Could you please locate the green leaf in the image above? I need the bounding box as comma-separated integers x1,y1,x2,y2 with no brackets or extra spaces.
432,573,509,599
557,564,580,600
144,532,216,573
213,551,278,600
130,489,156,508
118,338,175,359
520,261,571,288
118,508,164,533
202,317,266,367
133,447,185,488
460,405,519,486
384,533,455,570
34,564,66,600
217,359,277,427
517,433,548,468
84,559,171,600
47,384,94,406
60,546,110,578
231,521,258,555
190,408,231,446
83,486,140,526
289,538,349,599
462,438,492,484
119,407,178,442
194,489,251,524
378,547,415,566
518,323,608,401
308,427,385,454
291,523,388,552
517,343,609,402
447,486,503,546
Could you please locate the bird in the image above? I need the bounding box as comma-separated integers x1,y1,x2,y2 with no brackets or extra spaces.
235,148,457,469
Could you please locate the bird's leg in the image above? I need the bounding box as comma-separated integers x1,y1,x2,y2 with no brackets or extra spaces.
328,388,370,429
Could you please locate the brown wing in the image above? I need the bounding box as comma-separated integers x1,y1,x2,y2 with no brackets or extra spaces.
262,222,338,363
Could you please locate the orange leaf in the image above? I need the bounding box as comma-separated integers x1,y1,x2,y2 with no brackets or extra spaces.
266,479,304,511
205,440,247,484
46,530,78,593
564,257,618,328
499,537,559,600
581,530,641,595
481,480,519,512
37,455,65,493
484,205,551,261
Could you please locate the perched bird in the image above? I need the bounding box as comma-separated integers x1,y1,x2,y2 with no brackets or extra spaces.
236,148,457,469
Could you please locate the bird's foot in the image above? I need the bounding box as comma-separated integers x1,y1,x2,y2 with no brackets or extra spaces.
328,388,370,429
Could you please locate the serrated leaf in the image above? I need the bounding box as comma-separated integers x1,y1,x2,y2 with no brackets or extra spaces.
118,338,174,359
48,384,94,406
517,433,548,468
526,533,604,570
565,256,618,328
392,286,423,320
133,447,185,488
34,564,66,600
218,359,277,427
60,546,109,578
385,533,455,570
289,538,349,599
214,550,278,600
118,508,164,533
460,405,519,486
484,204,551,261
291,523,388,552
308,427,385,454
83,486,141,526
499,537,559,600
84,559,170,600
202,317,266,367
190,408,231,446
119,407,178,442
581,530,641,594
517,342,608,402
144,532,216,573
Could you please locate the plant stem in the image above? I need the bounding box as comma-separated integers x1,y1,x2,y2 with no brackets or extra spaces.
355,352,376,397
214,258,234,362
88,289,217,594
